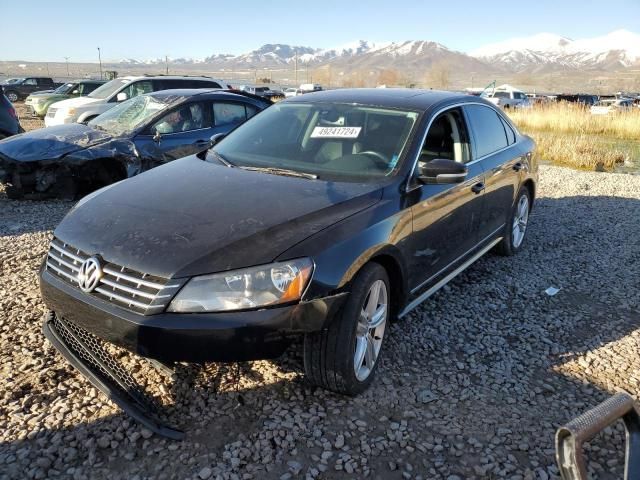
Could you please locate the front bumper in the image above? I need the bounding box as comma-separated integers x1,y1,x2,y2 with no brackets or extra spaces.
40,267,348,363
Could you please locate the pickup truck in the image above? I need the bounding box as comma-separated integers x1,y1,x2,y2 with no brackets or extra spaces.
484,90,531,109
1,77,62,102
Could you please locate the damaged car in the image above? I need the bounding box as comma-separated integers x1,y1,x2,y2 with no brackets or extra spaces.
40,89,537,437
0,89,270,199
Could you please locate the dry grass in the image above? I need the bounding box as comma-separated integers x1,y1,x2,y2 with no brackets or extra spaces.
530,132,628,171
507,103,640,171
508,102,640,140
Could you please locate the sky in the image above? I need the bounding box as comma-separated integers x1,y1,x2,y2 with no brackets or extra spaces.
2,0,639,62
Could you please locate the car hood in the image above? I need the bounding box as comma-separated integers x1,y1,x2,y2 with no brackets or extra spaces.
0,124,112,162
29,90,56,96
55,156,383,278
51,96,101,109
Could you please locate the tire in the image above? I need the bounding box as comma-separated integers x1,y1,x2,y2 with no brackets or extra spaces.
496,186,531,256
5,91,19,103
5,185,24,200
304,262,391,395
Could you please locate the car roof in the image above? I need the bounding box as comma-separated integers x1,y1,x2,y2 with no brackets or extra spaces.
145,89,267,103
119,75,224,82
285,88,483,111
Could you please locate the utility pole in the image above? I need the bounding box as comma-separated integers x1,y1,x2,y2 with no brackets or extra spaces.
294,49,298,86
97,47,103,80
254,68,257,84
165,55,169,75
64,57,70,77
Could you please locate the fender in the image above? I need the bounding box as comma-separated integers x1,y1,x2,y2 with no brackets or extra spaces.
76,111,101,124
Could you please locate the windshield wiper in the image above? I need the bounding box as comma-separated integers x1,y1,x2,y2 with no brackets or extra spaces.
238,166,317,180
208,150,235,167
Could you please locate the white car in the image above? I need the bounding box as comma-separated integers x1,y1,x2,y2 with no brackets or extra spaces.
590,98,634,115
284,88,303,98
45,75,226,127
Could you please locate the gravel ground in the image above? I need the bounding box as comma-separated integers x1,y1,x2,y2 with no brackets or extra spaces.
1,115,640,480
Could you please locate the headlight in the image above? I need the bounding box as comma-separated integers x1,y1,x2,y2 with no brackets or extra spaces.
167,258,314,313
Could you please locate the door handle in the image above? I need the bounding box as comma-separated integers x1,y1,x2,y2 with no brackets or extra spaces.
471,182,484,194
194,139,209,145
513,162,523,172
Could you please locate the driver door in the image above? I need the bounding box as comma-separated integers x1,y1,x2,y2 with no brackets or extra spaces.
134,101,213,163
405,107,486,293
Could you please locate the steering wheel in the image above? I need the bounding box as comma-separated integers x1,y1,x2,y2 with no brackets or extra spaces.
358,150,390,168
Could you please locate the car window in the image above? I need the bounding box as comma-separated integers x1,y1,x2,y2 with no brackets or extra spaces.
153,102,206,134
494,92,509,98
246,104,259,119
419,107,470,165
499,116,516,145
120,81,153,100
79,83,101,95
213,102,247,127
212,102,419,181
464,104,509,158
190,80,221,89
24,79,37,86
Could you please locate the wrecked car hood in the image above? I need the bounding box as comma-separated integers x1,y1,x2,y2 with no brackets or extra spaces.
55,155,383,278
0,124,113,162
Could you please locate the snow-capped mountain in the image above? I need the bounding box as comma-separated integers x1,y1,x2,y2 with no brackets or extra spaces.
471,30,640,70
108,30,640,74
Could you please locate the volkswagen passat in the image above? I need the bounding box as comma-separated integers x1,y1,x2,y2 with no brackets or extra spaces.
40,89,537,437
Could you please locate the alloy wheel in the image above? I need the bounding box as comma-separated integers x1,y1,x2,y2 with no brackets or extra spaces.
354,279,388,381
6,92,18,103
512,194,530,248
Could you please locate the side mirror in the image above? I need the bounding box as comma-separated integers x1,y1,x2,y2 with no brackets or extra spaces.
418,158,467,184
209,133,226,147
116,92,128,102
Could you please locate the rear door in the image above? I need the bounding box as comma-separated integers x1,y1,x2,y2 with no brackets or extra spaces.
211,101,257,136
463,103,522,240
406,106,486,293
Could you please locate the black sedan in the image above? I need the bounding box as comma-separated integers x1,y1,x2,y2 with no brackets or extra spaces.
39,89,537,437
0,89,270,199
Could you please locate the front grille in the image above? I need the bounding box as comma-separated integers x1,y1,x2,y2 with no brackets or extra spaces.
45,313,183,439
45,237,182,315
46,107,57,117
52,315,160,411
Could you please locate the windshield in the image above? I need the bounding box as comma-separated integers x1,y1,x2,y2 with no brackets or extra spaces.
88,94,170,136
87,79,130,99
54,83,77,94
211,102,419,181
3,78,21,84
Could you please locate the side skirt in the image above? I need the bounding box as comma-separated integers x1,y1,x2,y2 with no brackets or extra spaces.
398,236,502,318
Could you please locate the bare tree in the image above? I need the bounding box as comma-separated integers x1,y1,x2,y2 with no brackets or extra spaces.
377,69,399,86
425,62,451,90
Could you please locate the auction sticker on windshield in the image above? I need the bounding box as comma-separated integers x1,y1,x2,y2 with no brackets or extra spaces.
311,126,362,138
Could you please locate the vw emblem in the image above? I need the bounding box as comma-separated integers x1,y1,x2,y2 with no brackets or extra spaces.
78,256,102,293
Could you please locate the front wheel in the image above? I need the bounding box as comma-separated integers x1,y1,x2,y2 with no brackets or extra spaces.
5,91,19,103
303,263,390,395
496,186,531,256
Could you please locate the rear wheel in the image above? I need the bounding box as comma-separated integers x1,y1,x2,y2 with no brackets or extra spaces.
5,91,19,103
496,186,531,256
303,263,390,395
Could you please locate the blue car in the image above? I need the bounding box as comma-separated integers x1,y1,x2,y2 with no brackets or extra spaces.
0,89,270,199
0,86,23,140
